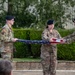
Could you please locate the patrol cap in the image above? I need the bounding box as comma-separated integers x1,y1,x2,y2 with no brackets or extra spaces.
47,20,54,25
6,15,15,20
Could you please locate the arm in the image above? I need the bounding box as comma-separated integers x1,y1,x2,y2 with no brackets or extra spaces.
42,30,50,41
0,28,14,42
63,31,75,44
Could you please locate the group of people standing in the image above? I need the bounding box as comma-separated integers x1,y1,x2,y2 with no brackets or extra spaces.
0,15,75,75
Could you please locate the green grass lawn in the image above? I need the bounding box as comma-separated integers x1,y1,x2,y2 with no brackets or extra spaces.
13,58,41,62
0,58,41,62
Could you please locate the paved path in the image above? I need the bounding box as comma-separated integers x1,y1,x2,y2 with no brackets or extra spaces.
13,70,75,75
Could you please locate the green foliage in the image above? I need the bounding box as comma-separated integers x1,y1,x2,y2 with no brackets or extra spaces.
14,12,36,28
57,43,75,60
14,29,42,58
0,13,6,28
14,29,28,57
57,29,75,60
0,0,75,29
14,29,33,57
58,29,74,37
30,30,42,58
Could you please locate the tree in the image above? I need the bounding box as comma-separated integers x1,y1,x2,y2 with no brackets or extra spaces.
0,0,75,28
35,0,65,28
35,0,75,29
11,0,37,28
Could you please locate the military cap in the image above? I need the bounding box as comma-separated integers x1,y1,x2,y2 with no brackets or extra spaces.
6,15,15,20
47,20,54,25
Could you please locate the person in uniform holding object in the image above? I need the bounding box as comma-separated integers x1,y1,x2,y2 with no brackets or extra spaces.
0,59,12,75
63,18,75,43
0,15,18,61
41,19,62,75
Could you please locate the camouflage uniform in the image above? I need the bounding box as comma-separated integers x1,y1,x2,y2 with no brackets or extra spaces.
0,24,14,61
64,31,75,44
41,28,61,75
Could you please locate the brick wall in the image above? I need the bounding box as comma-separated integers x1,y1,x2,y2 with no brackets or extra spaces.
13,60,75,70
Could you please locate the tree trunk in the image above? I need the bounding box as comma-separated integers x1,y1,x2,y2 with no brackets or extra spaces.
7,0,13,15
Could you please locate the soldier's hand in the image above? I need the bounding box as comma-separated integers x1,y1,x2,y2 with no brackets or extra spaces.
49,38,54,42
60,38,66,44
49,38,57,42
12,38,18,42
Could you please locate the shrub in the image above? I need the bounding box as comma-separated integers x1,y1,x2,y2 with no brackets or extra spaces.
13,28,75,60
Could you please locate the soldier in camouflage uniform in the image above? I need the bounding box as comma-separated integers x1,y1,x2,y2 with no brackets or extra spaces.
0,15,18,61
41,20,62,75
64,18,75,43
